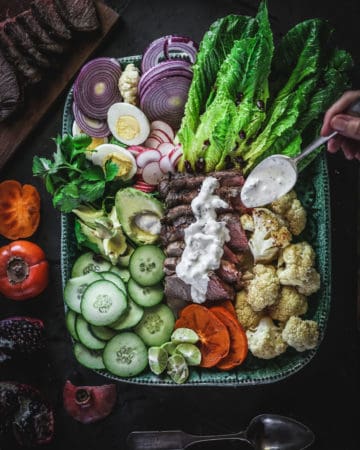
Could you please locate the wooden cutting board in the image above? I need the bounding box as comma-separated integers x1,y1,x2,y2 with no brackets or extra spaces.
0,1,120,170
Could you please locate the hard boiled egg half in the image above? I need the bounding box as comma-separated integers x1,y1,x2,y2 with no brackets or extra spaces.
107,102,150,146
91,143,137,181
72,120,108,154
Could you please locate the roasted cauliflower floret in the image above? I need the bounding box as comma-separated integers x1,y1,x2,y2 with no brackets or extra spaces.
277,242,320,296
270,190,307,236
240,214,254,232
242,208,292,263
246,317,288,359
268,286,308,322
118,63,140,105
235,290,263,330
247,264,280,311
282,316,319,351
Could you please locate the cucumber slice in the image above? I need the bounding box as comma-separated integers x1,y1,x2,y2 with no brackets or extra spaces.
73,342,105,370
81,280,127,326
76,315,106,350
103,332,148,377
109,298,144,331
110,266,131,283
90,325,117,341
134,304,175,346
64,272,103,313
71,252,111,277
128,278,164,307
65,309,79,341
129,245,165,286
99,271,126,294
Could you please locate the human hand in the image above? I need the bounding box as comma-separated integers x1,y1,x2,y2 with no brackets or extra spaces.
321,90,360,160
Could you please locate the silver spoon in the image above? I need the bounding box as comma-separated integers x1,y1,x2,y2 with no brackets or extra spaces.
126,413,314,450
241,97,360,208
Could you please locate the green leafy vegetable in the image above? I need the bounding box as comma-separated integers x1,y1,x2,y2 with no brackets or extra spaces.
176,0,353,174
32,134,119,213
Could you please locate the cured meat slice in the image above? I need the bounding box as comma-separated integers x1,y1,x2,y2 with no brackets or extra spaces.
0,49,22,121
31,0,72,41
56,0,99,32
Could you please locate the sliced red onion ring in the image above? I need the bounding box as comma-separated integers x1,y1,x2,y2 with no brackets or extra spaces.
138,60,192,95
140,75,191,131
72,102,110,138
141,35,198,73
73,57,122,120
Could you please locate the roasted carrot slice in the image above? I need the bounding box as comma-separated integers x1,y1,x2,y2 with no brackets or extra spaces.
0,180,40,240
210,306,248,371
175,304,230,368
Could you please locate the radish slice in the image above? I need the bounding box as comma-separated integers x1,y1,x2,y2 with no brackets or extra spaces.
142,161,164,185
150,129,172,143
169,147,183,166
159,155,174,174
144,137,161,149
133,182,156,193
136,149,161,168
150,120,175,141
157,142,175,156
128,145,149,156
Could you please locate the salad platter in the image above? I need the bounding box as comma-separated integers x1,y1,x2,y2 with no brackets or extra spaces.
32,1,351,386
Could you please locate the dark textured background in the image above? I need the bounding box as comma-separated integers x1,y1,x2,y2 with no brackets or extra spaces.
0,1,359,449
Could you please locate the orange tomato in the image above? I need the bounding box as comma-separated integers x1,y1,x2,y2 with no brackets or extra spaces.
0,180,40,240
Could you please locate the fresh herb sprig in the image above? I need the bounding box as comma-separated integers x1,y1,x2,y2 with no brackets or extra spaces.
32,134,119,213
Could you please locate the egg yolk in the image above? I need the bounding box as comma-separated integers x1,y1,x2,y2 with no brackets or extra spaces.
115,115,140,140
87,137,107,151
103,153,133,178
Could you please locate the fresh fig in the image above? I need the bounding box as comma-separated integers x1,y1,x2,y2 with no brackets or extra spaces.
63,380,117,424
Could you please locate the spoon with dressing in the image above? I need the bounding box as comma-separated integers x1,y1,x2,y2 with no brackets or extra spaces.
126,413,314,450
241,97,360,208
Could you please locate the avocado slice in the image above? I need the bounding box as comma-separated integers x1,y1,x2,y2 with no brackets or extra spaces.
115,188,164,245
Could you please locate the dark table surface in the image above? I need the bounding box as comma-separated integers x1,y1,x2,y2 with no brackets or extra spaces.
0,1,359,449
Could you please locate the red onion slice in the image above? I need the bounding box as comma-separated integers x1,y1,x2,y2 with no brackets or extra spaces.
140,75,192,131
141,35,198,73
72,102,110,138
73,57,122,120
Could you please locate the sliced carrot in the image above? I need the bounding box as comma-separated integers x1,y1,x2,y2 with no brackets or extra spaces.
0,180,40,240
175,304,230,368
210,306,248,371
219,299,237,318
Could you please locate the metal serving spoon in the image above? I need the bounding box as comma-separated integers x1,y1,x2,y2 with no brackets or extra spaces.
241,97,360,208
126,413,314,450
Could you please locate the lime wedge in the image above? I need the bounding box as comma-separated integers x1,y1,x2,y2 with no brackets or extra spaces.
167,354,189,384
175,343,201,366
161,341,177,355
148,346,168,375
171,327,199,344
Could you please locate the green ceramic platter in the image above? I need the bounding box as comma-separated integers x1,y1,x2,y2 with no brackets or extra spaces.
61,55,331,386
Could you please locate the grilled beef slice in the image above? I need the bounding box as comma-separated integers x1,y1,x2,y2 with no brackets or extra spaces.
0,27,42,84
0,49,22,121
219,213,249,252
165,273,235,303
17,10,65,54
31,0,72,41
56,0,99,32
165,241,185,257
4,17,52,69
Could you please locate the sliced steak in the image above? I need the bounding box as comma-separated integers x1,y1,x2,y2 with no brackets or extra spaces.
165,241,185,257
164,257,179,276
163,204,193,222
160,223,187,246
0,49,22,121
219,213,249,252
4,17,52,69
17,10,65,55
31,0,72,41
216,259,242,290
56,0,99,32
164,274,234,303
222,244,241,265
0,27,41,84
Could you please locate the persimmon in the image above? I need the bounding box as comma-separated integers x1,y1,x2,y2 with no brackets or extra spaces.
175,304,230,368
219,299,237,318
210,306,248,371
0,180,40,240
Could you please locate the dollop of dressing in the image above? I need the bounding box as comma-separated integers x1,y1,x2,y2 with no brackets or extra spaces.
176,177,230,303
241,156,297,207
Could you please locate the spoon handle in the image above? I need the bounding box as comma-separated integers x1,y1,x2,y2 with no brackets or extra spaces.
126,429,248,450
293,95,360,164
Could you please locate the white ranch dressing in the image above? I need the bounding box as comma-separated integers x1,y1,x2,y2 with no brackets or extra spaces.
241,155,298,207
176,177,230,303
